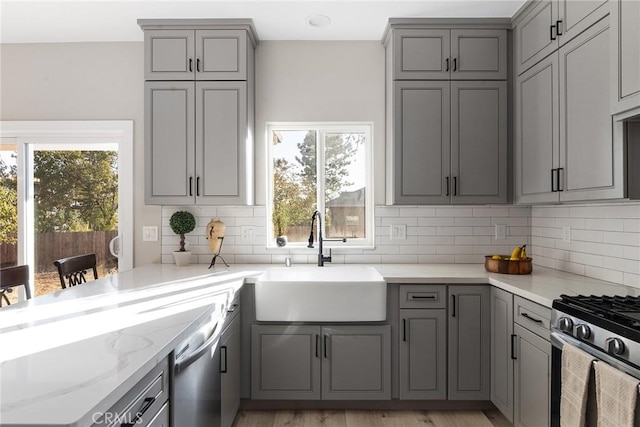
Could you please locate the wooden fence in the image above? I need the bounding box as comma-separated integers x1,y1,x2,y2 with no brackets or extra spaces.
0,231,118,272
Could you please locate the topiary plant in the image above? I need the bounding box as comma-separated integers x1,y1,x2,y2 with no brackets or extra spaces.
170,210,196,252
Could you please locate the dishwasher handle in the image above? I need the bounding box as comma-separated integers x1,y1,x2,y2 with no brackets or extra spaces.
174,325,220,373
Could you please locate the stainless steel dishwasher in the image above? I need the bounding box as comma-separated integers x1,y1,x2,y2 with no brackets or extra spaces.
173,309,222,426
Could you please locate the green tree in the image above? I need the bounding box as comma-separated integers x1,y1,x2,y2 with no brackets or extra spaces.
272,158,313,236
0,157,18,244
34,151,118,232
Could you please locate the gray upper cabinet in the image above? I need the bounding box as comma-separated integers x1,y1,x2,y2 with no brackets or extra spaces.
448,285,491,401
144,28,249,81
321,326,391,400
611,0,640,114
392,80,507,204
515,0,609,75
399,308,447,400
516,16,624,203
490,287,514,423
392,28,506,80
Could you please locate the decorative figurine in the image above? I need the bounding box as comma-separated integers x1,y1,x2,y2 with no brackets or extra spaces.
206,218,228,268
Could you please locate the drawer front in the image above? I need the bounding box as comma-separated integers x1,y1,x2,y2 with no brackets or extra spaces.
399,285,447,309
93,358,169,427
514,295,551,340
146,401,169,427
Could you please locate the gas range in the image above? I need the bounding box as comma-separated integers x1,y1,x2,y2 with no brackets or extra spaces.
552,294,640,369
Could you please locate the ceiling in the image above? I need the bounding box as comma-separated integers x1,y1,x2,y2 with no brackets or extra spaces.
1,0,525,43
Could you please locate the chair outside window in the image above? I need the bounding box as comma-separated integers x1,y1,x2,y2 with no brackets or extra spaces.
54,253,98,289
0,265,32,307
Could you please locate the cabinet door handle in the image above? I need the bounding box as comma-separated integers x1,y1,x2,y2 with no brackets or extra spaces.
556,20,563,36
445,58,449,72
324,335,328,358
453,57,457,72
403,319,407,342
550,25,557,41
196,177,200,196
521,312,543,324
557,168,564,192
511,334,517,360
315,334,319,358
410,295,436,300
197,58,201,72
446,176,450,196
453,176,457,196
120,397,155,427
220,345,228,373
189,58,193,72
189,177,193,196
451,295,456,317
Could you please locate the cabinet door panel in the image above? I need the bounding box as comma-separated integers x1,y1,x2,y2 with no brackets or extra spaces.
144,30,194,80
399,309,447,400
221,314,241,427
558,0,608,47
196,81,248,204
251,325,320,400
491,287,514,423
559,19,623,201
451,81,507,204
393,29,450,80
514,324,551,427
451,30,507,80
145,81,195,205
516,0,559,75
322,325,391,400
448,286,491,400
394,81,450,204
516,55,560,204
196,30,247,80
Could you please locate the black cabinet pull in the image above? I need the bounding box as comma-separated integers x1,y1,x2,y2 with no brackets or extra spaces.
189,177,193,196
197,58,201,72
196,177,200,196
511,334,517,360
120,397,155,427
446,176,450,196
445,58,449,72
315,335,319,358
189,58,193,72
411,295,436,300
557,168,564,192
556,20,563,35
451,295,456,317
522,312,543,324
551,169,556,192
550,25,557,41
220,345,228,373
453,176,457,196
453,57,457,71
324,335,328,358
403,319,407,342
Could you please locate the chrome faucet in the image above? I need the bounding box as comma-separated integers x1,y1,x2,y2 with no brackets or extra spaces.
307,210,346,267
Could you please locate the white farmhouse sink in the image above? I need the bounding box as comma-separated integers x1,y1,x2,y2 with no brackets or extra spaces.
255,266,387,322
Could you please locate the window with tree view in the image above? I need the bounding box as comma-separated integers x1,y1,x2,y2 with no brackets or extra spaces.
268,124,373,247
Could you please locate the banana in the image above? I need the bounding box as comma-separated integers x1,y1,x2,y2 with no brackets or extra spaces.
520,244,528,260
509,246,522,260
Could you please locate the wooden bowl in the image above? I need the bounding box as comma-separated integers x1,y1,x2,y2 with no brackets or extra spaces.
484,256,533,275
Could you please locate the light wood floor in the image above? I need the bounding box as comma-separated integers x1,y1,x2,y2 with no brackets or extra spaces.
232,409,513,427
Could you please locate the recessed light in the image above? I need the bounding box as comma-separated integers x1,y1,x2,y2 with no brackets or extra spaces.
306,14,331,27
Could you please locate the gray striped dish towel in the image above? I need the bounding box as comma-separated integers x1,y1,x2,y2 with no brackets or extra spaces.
595,359,640,427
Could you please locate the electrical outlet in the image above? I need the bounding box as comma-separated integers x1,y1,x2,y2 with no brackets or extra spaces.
240,226,255,242
142,226,158,242
495,224,507,240
562,226,571,243
390,224,407,240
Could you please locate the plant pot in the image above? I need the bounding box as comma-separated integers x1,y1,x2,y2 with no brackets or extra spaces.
173,250,192,267
276,235,288,247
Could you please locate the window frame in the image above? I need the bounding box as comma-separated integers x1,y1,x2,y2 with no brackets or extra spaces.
266,122,374,249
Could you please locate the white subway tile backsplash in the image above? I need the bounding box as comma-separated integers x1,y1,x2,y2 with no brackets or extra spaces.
418,217,455,227
571,229,603,243
603,231,640,246
454,217,491,226
437,226,472,236
436,207,473,217
585,218,624,232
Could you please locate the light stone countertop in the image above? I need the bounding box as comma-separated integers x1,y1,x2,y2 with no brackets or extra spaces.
1,262,637,426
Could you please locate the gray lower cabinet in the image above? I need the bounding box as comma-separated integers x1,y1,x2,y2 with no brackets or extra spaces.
392,80,507,205
399,308,447,399
490,287,514,423
448,285,491,400
144,80,250,205
251,324,390,400
221,309,241,427
513,323,552,427
611,0,640,114
516,16,623,203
